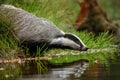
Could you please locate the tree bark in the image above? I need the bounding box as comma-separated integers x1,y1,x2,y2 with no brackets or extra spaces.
74,0,119,35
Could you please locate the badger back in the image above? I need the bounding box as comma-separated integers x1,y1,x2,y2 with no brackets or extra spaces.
0,4,64,42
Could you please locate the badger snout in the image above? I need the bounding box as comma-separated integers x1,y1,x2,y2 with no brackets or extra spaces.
81,47,89,51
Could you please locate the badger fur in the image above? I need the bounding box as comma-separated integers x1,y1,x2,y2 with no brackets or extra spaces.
0,4,88,53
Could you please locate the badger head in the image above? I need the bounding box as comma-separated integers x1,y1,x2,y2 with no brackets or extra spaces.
49,33,89,51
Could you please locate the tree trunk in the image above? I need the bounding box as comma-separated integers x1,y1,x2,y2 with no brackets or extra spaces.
74,0,119,35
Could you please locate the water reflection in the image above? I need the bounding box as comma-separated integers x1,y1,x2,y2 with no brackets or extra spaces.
80,55,120,80
0,63,20,80
1,55,120,80
20,59,89,80
21,60,48,75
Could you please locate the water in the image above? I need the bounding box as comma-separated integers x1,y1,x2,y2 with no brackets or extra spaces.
19,59,89,80
0,55,120,80
80,56,120,80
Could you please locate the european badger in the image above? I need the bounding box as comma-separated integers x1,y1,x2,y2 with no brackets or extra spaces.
0,4,88,53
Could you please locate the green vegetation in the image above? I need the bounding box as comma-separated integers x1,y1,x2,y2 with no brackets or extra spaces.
0,12,19,59
98,0,120,20
0,63,20,80
0,0,118,65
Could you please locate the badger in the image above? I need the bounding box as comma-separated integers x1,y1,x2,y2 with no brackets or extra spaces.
0,4,88,53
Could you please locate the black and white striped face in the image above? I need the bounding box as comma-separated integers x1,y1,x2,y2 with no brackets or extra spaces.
50,33,89,51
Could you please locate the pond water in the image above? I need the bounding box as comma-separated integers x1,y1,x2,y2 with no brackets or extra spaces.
80,55,120,80
0,54,120,80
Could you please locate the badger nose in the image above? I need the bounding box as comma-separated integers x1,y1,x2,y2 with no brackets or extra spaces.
81,47,89,51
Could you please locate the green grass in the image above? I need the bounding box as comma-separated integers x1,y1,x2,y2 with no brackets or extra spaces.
0,0,118,64
0,12,19,59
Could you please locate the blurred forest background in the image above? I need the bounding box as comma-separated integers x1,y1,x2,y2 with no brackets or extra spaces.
0,0,120,24
98,0,120,22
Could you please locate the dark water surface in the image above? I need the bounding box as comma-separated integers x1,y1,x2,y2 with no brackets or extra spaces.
19,59,89,80
0,54,120,80
80,55,120,80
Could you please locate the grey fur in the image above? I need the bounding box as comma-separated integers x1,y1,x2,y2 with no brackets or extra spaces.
0,4,64,42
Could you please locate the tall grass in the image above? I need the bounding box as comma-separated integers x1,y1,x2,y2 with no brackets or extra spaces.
0,12,20,58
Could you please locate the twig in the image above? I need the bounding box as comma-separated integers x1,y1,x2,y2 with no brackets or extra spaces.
0,56,52,63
